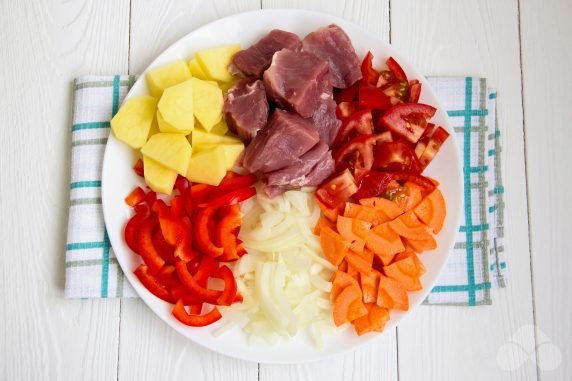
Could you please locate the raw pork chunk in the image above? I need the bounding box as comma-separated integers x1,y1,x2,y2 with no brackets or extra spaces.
223,79,269,142
312,90,341,145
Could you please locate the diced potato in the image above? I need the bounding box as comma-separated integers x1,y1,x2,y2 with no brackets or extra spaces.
188,58,208,80
146,60,192,98
191,77,223,132
209,119,229,136
194,143,244,170
111,96,157,149
148,115,160,137
191,129,241,146
186,146,227,186
143,155,177,195
157,110,191,135
195,44,241,83
158,79,194,132
141,132,192,176
219,78,239,93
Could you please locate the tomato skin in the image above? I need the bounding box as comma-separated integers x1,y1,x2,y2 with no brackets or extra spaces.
386,57,408,82
354,171,435,200
379,103,436,144
315,169,358,209
373,141,423,173
360,51,380,85
418,126,450,169
408,80,421,103
333,109,374,146
358,84,392,111
334,134,376,172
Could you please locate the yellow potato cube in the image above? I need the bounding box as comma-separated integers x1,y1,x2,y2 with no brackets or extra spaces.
157,110,191,135
143,156,177,195
111,96,157,149
191,129,241,146
157,79,194,132
191,77,223,132
209,119,229,136
188,58,208,80
186,146,227,186
219,79,239,93
146,60,191,98
194,143,244,170
195,44,240,83
141,132,192,176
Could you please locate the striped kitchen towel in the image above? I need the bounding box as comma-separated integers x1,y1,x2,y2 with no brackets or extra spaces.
64,75,506,306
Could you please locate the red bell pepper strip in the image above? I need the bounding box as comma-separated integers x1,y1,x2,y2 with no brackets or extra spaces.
137,218,166,273
124,205,150,253
200,187,256,210
194,207,224,257
145,191,157,208
125,186,146,207
190,183,213,204
315,169,358,209
175,176,190,193
408,80,422,103
379,103,436,144
418,126,450,169
171,286,204,306
214,265,238,306
386,57,407,81
358,84,392,111
212,173,257,196
170,195,184,218
188,304,203,315
335,82,359,103
174,261,221,303
373,141,423,173
333,109,374,146
133,158,144,177
134,264,175,303
151,227,176,264
216,205,243,262
156,265,182,288
172,300,222,327
354,171,436,200
334,134,376,171
360,51,380,85
194,255,220,287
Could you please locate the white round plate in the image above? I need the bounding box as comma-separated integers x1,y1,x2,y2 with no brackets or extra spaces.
102,9,462,364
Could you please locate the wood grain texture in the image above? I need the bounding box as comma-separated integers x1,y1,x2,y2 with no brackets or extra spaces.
391,1,537,380
258,2,397,381
520,0,572,378
120,2,260,380
0,0,129,380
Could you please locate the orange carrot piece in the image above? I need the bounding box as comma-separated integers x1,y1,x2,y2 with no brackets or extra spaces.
378,274,409,310
352,311,372,336
314,216,335,236
343,202,362,218
338,258,349,272
353,303,390,335
331,270,359,301
359,197,403,219
337,216,372,253
346,261,360,279
333,285,365,326
365,223,405,265
402,236,437,253
360,271,381,303
384,259,422,291
393,251,426,276
346,251,373,275
388,211,433,240
315,195,342,222
320,226,349,266
414,188,446,234
348,298,369,322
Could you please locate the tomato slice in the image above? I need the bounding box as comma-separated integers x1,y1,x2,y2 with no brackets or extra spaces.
386,57,407,81
335,82,359,103
379,103,436,144
360,51,380,85
381,81,409,104
172,300,222,327
408,80,422,103
373,141,423,173
418,126,450,169
333,109,374,146
358,84,392,111
333,134,376,171
315,169,358,208
354,171,436,200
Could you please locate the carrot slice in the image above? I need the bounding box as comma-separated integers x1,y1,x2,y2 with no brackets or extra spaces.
344,203,389,226
346,261,360,279
338,258,349,272
334,285,366,326
358,197,403,219
403,236,437,253
343,202,362,218
388,211,433,240
360,271,381,303
384,258,422,291
320,226,349,266
378,274,409,310
393,251,426,276
337,216,372,253
394,181,424,212
365,223,405,265
314,216,335,236
315,195,342,222
346,251,373,275
352,303,390,335
414,188,446,234
331,270,359,301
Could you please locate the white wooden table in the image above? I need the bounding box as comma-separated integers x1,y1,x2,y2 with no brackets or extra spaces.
1,0,570,380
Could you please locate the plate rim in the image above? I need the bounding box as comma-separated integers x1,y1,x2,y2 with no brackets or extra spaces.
101,8,463,364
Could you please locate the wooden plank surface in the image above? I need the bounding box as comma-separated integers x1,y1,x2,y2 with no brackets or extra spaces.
258,1,398,380
118,2,260,381
520,0,572,379
391,1,537,380
0,0,129,380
